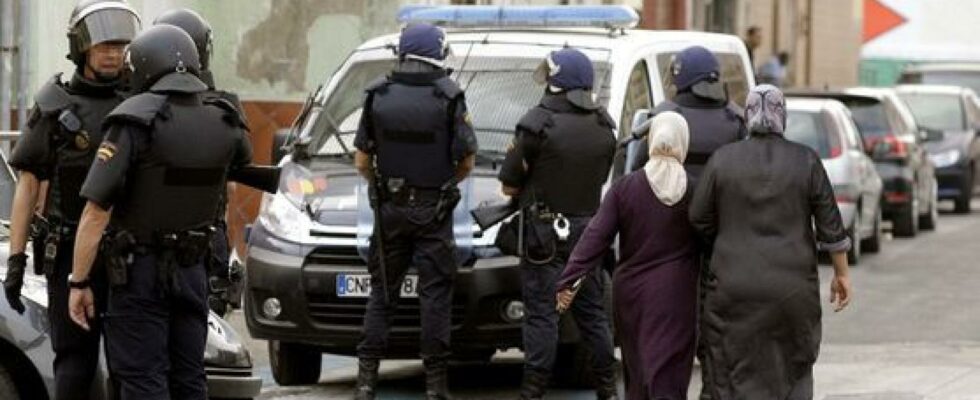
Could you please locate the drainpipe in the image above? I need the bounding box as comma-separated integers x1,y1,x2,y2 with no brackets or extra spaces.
16,0,28,132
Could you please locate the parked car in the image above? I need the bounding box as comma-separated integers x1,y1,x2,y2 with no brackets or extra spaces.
0,139,261,400
898,63,980,98
785,88,938,236
895,85,980,213
244,5,755,386
785,98,884,264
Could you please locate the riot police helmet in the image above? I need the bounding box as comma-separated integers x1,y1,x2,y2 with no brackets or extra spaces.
153,8,213,71
125,24,207,93
398,23,449,65
533,48,598,109
67,0,141,67
671,46,726,101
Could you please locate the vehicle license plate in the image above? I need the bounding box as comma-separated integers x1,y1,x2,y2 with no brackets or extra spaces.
336,274,419,298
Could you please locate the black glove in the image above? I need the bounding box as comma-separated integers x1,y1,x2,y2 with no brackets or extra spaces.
4,253,28,314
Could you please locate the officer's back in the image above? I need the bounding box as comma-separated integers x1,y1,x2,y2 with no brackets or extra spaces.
629,46,745,184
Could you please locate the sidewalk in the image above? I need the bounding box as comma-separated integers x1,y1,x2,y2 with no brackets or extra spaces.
687,342,980,400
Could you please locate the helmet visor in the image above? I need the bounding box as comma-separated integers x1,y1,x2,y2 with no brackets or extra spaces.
75,8,140,51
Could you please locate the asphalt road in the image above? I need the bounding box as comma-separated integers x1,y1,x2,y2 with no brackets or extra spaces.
227,199,980,400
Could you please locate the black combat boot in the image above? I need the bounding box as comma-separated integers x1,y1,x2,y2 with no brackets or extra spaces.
517,370,549,400
594,366,619,400
423,357,452,400
354,358,380,400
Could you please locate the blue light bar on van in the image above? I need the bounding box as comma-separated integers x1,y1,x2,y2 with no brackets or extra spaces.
397,5,640,30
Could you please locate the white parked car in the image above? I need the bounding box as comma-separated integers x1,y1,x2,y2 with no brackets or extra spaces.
785,97,884,264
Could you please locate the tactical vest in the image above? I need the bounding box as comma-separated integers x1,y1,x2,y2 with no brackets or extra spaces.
105,92,247,239
366,72,461,188
521,95,617,216
33,73,122,222
630,99,745,184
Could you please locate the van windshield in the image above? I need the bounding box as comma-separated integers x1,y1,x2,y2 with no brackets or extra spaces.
301,56,611,165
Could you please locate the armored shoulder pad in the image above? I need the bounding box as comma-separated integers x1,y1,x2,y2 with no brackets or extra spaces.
651,100,682,115
34,73,72,115
433,76,463,100
103,93,168,128
595,108,616,129
204,95,249,130
365,76,390,94
516,107,553,134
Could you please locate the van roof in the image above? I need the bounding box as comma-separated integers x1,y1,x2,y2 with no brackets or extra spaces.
357,28,747,58
894,84,968,95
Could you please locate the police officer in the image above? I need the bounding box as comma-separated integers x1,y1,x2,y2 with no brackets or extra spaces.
628,46,747,400
153,7,243,316
498,48,618,400
2,2,139,399
351,23,477,400
629,45,746,183
67,24,252,400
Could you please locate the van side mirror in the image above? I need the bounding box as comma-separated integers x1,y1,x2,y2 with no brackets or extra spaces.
623,109,651,175
271,128,291,164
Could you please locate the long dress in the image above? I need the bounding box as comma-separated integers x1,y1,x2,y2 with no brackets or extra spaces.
557,171,699,400
688,133,849,400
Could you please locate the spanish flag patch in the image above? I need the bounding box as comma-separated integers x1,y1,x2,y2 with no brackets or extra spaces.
96,142,117,163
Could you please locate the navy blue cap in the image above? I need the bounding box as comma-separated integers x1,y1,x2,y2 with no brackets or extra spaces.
398,23,447,61
536,48,594,91
672,46,720,91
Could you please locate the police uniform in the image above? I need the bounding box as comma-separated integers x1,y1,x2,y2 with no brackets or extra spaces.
498,89,619,399
78,25,252,400
352,55,477,398
8,70,121,400
154,7,246,316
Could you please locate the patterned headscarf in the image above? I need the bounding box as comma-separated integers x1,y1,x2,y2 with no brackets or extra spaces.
745,84,786,134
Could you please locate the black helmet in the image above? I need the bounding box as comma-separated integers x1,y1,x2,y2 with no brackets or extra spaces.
153,8,213,71
67,0,141,66
125,24,206,93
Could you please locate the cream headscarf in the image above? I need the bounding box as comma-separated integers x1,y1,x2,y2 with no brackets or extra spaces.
643,111,690,206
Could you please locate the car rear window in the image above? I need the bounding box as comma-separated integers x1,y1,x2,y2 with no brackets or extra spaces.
844,101,890,138
785,110,839,158
899,93,965,132
900,70,980,97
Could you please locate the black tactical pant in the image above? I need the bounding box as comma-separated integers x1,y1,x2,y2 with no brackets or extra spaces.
207,220,231,315
520,217,616,380
46,237,107,400
357,200,457,360
105,254,209,400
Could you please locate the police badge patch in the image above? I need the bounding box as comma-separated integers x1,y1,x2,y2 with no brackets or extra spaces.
75,130,91,150
96,142,117,163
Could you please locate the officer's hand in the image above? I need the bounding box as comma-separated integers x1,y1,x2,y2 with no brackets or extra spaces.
3,253,28,314
68,287,95,331
556,288,577,314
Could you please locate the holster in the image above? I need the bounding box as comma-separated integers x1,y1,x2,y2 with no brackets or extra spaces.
101,230,136,287
152,228,214,295
434,182,461,223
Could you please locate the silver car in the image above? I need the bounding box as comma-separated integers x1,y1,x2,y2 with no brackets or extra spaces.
785,98,885,264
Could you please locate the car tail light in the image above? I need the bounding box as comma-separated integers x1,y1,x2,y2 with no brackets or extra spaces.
885,191,911,204
829,145,842,158
870,134,908,159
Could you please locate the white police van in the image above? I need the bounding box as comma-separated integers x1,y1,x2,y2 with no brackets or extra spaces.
244,5,755,386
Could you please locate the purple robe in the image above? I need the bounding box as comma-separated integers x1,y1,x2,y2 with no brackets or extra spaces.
558,171,699,400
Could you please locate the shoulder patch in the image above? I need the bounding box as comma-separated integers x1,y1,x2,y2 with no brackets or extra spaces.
432,77,463,99
96,141,118,163
34,74,72,115
516,107,553,134
204,95,249,130
103,93,168,128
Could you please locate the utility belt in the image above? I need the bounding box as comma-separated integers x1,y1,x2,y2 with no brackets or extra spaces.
101,227,214,291
374,177,461,223
30,214,78,276
518,203,592,266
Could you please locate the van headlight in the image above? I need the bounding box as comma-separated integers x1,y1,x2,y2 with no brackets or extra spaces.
930,149,961,168
258,192,313,243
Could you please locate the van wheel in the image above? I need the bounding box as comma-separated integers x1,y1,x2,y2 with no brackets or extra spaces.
553,343,596,389
269,340,322,386
0,363,17,400
893,193,918,237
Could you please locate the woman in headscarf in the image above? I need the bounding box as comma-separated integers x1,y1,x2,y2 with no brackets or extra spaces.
556,111,700,400
689,84,852,399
